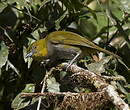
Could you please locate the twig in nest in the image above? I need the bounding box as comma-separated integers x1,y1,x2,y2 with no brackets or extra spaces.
21,92,110,110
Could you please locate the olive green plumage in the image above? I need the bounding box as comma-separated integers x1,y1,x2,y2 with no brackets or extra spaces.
26,31,120,62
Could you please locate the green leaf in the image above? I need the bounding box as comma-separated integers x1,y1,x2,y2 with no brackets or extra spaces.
120,0,130,12
127,93,130,104
11,93,31,110
0,41,9,76
0,4,18,28
78,18,97,38
11,93,40,110
87,56,112,74
11,84,36,110
47,77,60,92
22,84,35,93
61,0,83,11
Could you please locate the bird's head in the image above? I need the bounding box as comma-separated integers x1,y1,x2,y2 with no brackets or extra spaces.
26,39,48,60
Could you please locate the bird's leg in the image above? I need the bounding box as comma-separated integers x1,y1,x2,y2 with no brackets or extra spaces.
66,51,81,71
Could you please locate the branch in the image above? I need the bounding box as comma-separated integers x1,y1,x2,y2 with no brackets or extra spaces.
21,92,110,110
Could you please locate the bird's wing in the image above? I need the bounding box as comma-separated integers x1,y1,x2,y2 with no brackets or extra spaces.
48,31,96,48
47,31,120,58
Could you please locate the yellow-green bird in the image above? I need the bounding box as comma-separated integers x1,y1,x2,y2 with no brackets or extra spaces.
26,31,120,65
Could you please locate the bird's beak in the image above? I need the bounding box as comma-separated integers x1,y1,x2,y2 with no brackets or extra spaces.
26,51,34,58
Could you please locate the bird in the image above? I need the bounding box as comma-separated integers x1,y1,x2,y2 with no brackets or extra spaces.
26,31,120,66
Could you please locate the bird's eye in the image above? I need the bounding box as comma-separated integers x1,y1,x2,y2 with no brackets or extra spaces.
33,46,37,49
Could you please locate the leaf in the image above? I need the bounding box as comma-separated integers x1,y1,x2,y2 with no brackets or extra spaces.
127,93,130,104
11,93,31,110
120,0,130,12
11,84,36,110
22,84,35,93
0,4,18,28
11,94,40,110
47,77,60,92
61,0,83,11
87,56,112,74
60,71,67,80
0,41,9,76
78,18,97,38
116,82,128,95
0,0,41,13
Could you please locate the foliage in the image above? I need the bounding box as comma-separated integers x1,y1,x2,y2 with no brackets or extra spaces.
0,0,130,109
